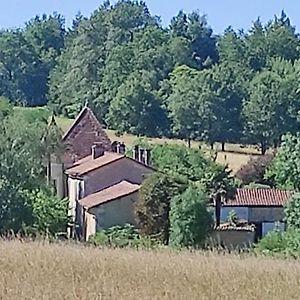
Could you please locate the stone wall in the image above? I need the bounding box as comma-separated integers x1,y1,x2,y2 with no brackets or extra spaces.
211,230,255,249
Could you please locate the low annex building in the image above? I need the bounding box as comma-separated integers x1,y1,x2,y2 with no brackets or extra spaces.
220,188,293,239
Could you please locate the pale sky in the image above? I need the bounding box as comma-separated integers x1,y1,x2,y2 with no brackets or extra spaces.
0,1,299,33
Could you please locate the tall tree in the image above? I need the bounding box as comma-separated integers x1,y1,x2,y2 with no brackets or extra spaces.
167,65,215,145
0,31,46,105
246,12,300,71
24,13,65,71
170,11,218,69
106,72,168,136
243,58,300,154
206,62,250,150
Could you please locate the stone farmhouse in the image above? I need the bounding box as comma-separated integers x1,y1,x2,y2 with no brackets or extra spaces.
50,106,154,240
49,106,293,243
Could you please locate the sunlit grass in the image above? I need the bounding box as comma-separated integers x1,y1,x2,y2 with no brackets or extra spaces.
0,240,299,299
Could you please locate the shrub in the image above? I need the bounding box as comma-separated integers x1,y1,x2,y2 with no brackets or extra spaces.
88,224,159,249
284,193,300,229
256,228,300,258
0,96,12,118
255,229,285,255
169,186,213,248
135,173,187,244
25,189,69,236
235,154,274,185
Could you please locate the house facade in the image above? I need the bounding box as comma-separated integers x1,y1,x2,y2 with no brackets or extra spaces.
221,188,293,239
65,143,154,240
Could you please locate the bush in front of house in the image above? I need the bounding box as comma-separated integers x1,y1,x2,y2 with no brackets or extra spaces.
255,228,300,258
135,173,187,245
235,154,274,185
88,224,160,249
256,194,300,258
284,193,300,229
169,185,213,248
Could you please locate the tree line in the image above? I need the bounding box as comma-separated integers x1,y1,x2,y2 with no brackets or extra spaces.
1,2,300,152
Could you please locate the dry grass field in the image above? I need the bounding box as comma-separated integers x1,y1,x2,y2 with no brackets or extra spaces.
0,241,300,300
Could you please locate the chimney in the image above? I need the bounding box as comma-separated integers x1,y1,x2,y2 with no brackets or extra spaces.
92,144,104,160
144,149,151,165
111,141,118,153
139,148,145,164
118,142,126,154
133,145,139,161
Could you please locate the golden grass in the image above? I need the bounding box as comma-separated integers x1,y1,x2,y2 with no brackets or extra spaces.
0,241,300,299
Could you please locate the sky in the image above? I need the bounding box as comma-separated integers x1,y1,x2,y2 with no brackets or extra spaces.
1,0,300,34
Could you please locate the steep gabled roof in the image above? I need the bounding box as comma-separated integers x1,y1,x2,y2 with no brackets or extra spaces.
63,106,110,143
224,188,293,207
79,180,140,209
62,106,112,165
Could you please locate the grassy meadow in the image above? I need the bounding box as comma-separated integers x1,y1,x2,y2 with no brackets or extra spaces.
0,240,299,299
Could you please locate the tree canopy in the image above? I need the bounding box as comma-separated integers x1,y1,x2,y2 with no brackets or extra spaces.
0,4,299,150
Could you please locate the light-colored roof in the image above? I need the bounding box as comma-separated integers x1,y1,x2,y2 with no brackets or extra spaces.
79,180,140,209
66,151,125,176
224,188,293,207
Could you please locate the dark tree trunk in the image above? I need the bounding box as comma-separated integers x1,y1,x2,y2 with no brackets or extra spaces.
187,138,191,148
46,153,51,185
261,141,267,155
221,142,225,152
215,193,221,228
210,142,214,150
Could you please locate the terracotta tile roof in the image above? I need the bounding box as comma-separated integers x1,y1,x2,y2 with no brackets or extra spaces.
79,180,140,209
65,152,125,176
216,223,256,232
224,188,293,207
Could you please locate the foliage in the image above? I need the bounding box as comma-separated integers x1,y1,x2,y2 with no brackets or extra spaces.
243,58,300,153
88,224,159,249
169,186,213,248
266,134,300,190
227,210,238,225
135,173,187,244
255,229,286,255
235,154,274,185
106,73,168,136
151,144,234,201
0,96,12,118
284,193,300,229
0,111,63,234
24,189,68,235
255,228,300,258
0,4,297,149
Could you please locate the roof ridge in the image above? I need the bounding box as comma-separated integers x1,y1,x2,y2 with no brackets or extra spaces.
62,107,108,141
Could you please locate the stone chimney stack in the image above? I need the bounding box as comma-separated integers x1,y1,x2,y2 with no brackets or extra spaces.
144,149,151,165
139,148,145,164
92,143,104,160
133,145,139,161
118,142,126,154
